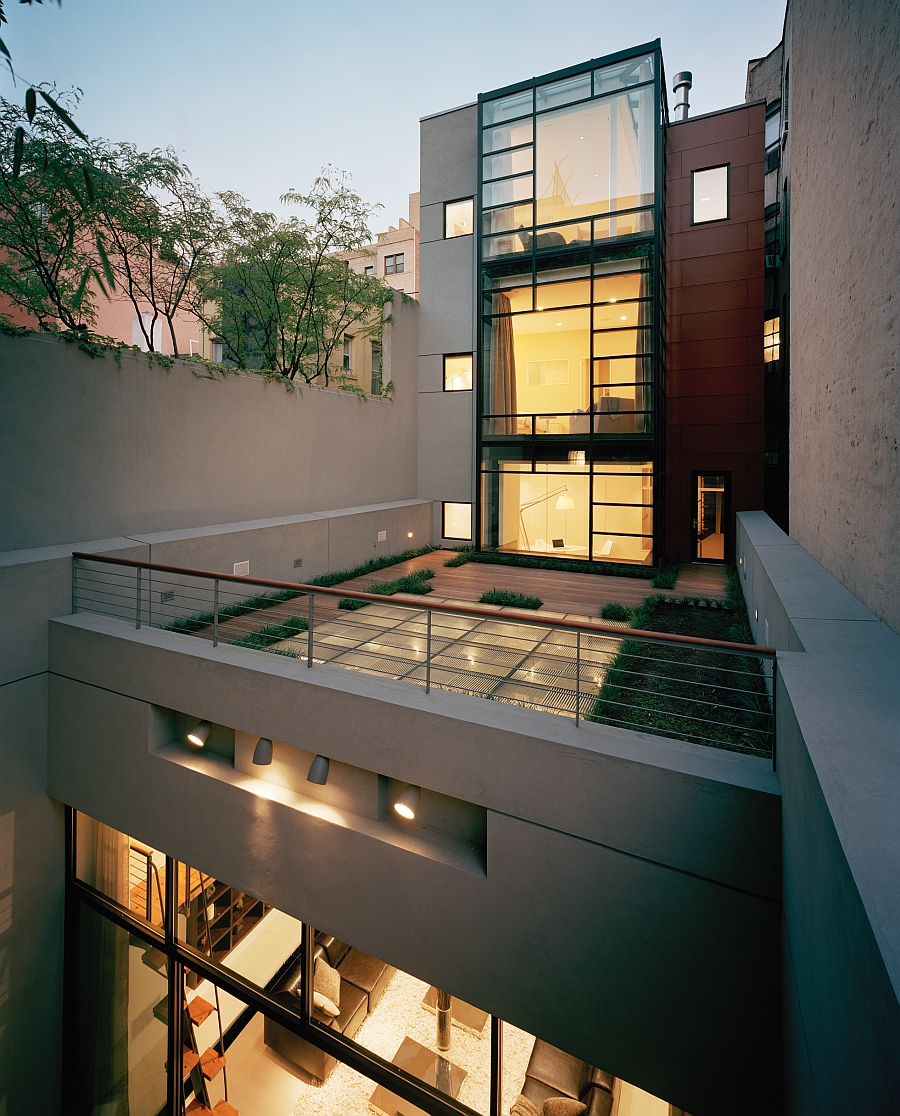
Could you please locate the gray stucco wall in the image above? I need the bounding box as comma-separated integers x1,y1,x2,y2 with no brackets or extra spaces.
0,295,419,552
417,104,479,544
737,511,900,1115
785,0,900,634
48,613,782,1116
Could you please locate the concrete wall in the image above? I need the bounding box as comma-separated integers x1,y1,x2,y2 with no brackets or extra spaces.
0,294,419,552
48,613,782,1116
784,0,900,634
417,104,478,545
665,103,766,563
737,511,900,1115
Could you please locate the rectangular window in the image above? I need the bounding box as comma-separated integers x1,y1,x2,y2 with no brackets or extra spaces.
364,264,374,276
371,343,382,395
692,165,730,224
445,198,474,238
394,252,404,273
764,316,780,362
384,255,395,275
444,353,473,391
342,335,353,371
443,501,473,540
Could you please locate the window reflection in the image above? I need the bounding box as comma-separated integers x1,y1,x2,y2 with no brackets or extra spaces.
446,198,475,238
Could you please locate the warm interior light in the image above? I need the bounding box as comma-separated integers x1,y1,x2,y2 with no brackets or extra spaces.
393,784,421,820
407,532,414,538
252,737,273,765
187,720,212,747
556,491,576,512
307,754,330,785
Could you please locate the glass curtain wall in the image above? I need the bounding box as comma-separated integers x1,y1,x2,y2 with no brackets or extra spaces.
478,47,664,565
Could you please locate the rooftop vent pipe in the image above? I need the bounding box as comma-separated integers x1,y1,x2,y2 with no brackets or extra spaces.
672,71,692,121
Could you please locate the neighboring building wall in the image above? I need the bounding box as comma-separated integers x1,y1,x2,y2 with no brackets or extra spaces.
416,104,478,545
665,102,766,563
780,0,900,634
0,296,419,552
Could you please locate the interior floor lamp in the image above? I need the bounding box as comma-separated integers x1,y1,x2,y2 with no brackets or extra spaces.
518,486,576,552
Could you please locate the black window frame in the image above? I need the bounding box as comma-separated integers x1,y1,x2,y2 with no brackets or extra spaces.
690,163,731,226
444,197,475,239
443,352,474,392
442,500,474,541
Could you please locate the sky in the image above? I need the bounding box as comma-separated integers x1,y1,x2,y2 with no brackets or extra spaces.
2,0,786,229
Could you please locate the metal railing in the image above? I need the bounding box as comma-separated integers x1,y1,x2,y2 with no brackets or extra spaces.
129,843,165,927
72,552,776,759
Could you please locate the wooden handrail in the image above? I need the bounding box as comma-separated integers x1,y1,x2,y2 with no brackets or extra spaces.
72,551,775,658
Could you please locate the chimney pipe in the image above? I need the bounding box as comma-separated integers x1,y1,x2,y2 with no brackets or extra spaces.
672,71,692,121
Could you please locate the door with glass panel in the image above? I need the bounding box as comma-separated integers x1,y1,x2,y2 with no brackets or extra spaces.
694,473,727,561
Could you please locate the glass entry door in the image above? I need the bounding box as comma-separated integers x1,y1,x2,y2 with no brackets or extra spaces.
695,474,727,561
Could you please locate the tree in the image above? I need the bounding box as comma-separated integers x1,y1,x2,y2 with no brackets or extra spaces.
195,169,392,383
0,89,108,330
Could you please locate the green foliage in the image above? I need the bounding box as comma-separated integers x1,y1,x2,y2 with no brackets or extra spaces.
194,169,393,383
228,614,307,651
479,588,543,609
307,546,435,588
651,559,681,590
439,549,657,580
165,586,305,634
367,568,434,596
338,598,369,611
599,601,631,621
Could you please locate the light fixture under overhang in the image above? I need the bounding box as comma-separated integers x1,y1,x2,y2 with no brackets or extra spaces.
393,784,421,820
252,737,273,765
187,720,212,747
307,755,330,785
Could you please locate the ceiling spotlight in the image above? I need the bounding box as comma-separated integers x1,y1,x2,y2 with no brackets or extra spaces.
307,754,330,785
252,737,273,765
393,784,421,820
187,720,212,747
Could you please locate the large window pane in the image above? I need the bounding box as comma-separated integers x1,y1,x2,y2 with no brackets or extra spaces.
483,118,533,153
445,198,475,238
536,71,591,112
482,88,533,125
483,461,590,557
75,811,166,931
535,88,654,225
483,175,533,209
483,202,534,237
692,165,729,223
483,147,533,181
73,905,168,1116
594,53,655,94
592,463,653,564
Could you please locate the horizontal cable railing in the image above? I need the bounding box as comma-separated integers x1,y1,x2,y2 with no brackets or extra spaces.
72,552,776,759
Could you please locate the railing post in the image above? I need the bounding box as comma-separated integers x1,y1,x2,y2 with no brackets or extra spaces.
145,856,152,921
425,609,432,694
213,579,219,648
71,557,77,615
575,629,581,726
135,567,141,629
307,592,314,667
771,656,778,771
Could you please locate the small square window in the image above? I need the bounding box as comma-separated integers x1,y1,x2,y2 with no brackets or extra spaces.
364,264,374,276
394,252,404,274
444,353,473,391
384,255,395,275
692,165,729,224
445,199,474,238
764,317,780,363
443,502,472,541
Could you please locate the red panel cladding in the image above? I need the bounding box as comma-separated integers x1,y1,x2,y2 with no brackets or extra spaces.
664,104,765,564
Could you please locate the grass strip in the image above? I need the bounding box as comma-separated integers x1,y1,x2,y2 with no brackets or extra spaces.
444,548,656,580
228,615,307,653
367,569,434,596
479,588,543,609
588,586,772,755
651,559,681,589
166,586,305,634
338,598,369,611
308,545,436,587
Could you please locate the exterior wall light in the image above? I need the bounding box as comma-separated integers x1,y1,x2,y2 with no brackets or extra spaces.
252,737,273,765
307,755,330,785
393,784,421,820
407,532,414,538
187,720,212,747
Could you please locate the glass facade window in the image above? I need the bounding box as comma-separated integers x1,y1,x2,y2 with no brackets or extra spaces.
445,198,475,238
477,47,662,565
75,810,167,930
692,165,730,224
443,501,473,540
444,353,474,391
764,316,780,362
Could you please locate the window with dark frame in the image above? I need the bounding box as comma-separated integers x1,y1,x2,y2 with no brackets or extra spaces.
691,165,730,224
444,353,473,391
364,264,374,276
342,335,353,372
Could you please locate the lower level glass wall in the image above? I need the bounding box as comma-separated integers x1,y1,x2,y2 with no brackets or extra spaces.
67,812,686,1116
481,452,653,564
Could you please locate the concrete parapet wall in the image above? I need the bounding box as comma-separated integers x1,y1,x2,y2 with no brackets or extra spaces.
737,510,900,1114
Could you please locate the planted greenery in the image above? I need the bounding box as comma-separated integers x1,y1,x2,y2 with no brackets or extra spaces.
589,588,771,755
165,586,306,634
229,615,307,652
367,569,434,596
444,549,656,580
308,546,435,588
651,559,681,590
479,588,543,609
338,598,369,611
599,601,631,621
